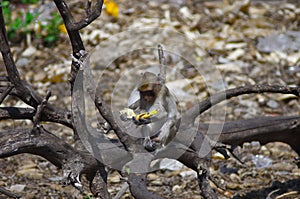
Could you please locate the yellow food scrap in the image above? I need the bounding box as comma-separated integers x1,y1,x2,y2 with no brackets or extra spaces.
134,110,158,120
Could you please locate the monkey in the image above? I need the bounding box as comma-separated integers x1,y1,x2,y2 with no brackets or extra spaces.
126,71,179,151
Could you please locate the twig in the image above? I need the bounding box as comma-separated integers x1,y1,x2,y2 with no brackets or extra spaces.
0,84,13,104
157,44,166,83
113,182,129,199
0,186,21,199
54,0,103,31
32,90,51,128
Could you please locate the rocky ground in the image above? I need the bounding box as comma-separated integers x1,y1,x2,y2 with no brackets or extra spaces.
0,0,300,198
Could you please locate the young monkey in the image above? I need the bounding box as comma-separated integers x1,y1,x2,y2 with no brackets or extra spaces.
129,72,179,151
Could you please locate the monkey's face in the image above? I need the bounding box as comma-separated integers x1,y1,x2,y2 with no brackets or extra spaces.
141,90,155,104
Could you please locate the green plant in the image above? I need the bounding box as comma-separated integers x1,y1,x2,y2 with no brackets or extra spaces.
1,0,64,46
1,0,38,42
84,195,94,199
40,12,63,45
21,0,39,3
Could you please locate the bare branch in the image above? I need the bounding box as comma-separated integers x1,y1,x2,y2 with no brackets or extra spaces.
88,169,111,199
127,173,165,199
184,84,300,124
54,0,103,32
0,107,35,120
0,126,108,191
0,7,73,128
33,90,51,128
157,44,166,84
0,186,21,199
95,96,132,149
215,115,300,154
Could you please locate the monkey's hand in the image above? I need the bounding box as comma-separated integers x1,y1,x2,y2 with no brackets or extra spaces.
143,136,158,152
119,108,136,121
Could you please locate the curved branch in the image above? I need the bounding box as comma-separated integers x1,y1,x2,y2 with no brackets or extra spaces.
53,0,103,89
184,84,300,124
71,0,104,31
0,126,110,195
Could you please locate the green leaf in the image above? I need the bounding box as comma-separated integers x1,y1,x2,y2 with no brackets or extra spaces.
44,35,57,43
25,12,35,25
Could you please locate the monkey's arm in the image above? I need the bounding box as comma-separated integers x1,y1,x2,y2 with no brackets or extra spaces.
157,89,178,145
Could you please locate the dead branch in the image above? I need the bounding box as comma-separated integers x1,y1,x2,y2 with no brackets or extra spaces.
127,173,165,199
0,126,95,169
0,8,72,128
53,0,104,89
0,107,35,120
54,0,103,31
32,90,51,128
0,84,13,104
215,115,300,154
0,186,21,199
87,169,111,199
184,84,300,124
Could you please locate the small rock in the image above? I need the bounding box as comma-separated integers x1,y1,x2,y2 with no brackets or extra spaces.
159,158,185,171
22,46,37,57
109,174,120,183
252,155,272,169
225,43,247,50
229,173,241,182
179,170,197,178
151,179,163,186
147,173,159,181
172,184,182,192
33,72,47,82
272,163,295,171
216,63,242,72
9,184,26,192
226,182,242,190
17,168,43,180
266,100,279,109
227,49,245,60
16,58,29,67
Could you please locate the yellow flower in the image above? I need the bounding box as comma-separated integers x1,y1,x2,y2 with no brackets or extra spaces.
104,0,119,18
58,24,67,33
